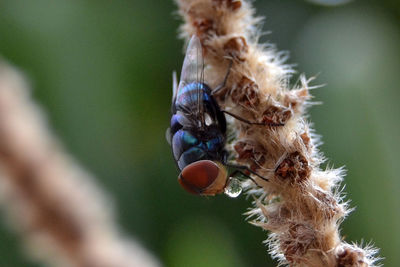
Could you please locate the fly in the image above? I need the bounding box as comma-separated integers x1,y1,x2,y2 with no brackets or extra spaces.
166,35,282,197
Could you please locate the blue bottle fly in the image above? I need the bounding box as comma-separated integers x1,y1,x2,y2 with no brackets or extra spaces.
166,35,272,196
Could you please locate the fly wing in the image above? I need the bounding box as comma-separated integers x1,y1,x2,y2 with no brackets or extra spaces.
172,71,178,101
179,35,203,89
175,35,205,124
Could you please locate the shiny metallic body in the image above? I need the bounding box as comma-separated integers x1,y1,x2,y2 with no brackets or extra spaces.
167,36,227,172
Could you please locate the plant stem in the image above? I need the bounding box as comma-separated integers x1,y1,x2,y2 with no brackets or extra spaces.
175,0,380,266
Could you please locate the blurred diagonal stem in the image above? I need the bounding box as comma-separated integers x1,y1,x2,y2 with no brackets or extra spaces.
0,61,159,267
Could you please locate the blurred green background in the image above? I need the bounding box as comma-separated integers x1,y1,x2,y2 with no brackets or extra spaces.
0,0,399,266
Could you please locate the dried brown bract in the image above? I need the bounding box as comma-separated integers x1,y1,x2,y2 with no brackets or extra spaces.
281,223,316,264
337,246,370,267
234,140,266,172
275,152,310,185
230,75,260,108
261,104,292,126
223,36,248,61
212,0,242,11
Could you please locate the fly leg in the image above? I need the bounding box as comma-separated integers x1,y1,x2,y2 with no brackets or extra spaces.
211,60,233,95
226,163,269,182
222,110,284,126
226,162,269,190
227,169,266,190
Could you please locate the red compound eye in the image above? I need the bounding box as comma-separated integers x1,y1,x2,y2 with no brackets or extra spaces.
178,160,227,196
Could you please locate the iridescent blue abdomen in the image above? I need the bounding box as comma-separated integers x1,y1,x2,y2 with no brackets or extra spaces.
174,82,211,114
172,128,225,170
170,82,227,171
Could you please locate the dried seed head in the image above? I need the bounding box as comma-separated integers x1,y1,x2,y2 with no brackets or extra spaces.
312,188,342,220
230,75,260,108
212,0,242,11
193,18,215,38
234,140,254,160
283,88,309,113
337,247,368,267
249,155,265,172
223,36,248,61
234,140,266,171
281,223,316,263
261,104,292,125
275,152,311,184
300,132,311,150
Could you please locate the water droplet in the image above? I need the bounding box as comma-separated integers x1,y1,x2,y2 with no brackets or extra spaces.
224,177,242,198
